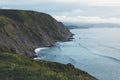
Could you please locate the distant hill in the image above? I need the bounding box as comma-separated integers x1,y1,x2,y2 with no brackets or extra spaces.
64,22,120,29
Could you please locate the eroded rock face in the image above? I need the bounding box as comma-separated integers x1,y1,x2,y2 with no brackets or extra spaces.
0,9,72,57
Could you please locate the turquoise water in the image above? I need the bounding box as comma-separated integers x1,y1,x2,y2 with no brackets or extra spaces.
35,28,120,80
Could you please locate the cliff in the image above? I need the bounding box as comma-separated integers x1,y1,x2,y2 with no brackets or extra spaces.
0,9,72,57
0,9,97,80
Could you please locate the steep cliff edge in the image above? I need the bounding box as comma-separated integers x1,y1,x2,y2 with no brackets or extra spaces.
0,9,97,80
0,9,72,57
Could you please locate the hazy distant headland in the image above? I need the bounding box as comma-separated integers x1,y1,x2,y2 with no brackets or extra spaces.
64,22,120,29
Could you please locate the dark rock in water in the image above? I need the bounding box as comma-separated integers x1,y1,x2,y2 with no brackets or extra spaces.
0,9,73,57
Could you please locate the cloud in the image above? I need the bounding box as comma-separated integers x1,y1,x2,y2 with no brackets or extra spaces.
55,0,120,6
53,15,120,23
1,6,11,9
1,0,120,6
88,0,120,6
50,0,120,6
0,0,120,24
0,0,53,5
59,9,83,16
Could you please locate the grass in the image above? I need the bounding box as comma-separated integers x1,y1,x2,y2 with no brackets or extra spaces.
0,52,96,80
0,16,10,27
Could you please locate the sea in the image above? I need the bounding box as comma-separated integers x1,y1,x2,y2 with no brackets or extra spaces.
35,28,120,80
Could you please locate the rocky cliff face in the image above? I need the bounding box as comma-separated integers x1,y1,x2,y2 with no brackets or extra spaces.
0,9,72,57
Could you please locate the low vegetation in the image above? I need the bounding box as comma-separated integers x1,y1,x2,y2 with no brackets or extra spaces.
0,52,96,80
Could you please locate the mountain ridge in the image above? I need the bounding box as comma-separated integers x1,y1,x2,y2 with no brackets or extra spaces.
0,9,73,57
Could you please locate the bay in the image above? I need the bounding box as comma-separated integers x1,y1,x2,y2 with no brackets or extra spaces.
35,28,120,80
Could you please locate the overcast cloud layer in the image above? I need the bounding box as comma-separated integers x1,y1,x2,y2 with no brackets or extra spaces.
0,0,120,23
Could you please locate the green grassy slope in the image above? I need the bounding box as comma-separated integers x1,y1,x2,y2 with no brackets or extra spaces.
0,52,96,80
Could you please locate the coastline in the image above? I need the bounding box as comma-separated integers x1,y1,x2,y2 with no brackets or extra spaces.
33,44,97,80
0,9,97,80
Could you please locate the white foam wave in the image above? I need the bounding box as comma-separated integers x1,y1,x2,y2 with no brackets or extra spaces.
34,47,47,53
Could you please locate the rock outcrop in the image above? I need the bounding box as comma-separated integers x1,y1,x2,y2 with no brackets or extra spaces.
0,9,72,57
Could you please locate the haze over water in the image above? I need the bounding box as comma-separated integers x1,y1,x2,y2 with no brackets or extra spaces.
35,28,120,80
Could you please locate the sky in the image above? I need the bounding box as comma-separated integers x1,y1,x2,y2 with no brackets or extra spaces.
0,0,120,24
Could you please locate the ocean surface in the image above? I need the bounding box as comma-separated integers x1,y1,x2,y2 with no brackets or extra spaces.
35,28,120,80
